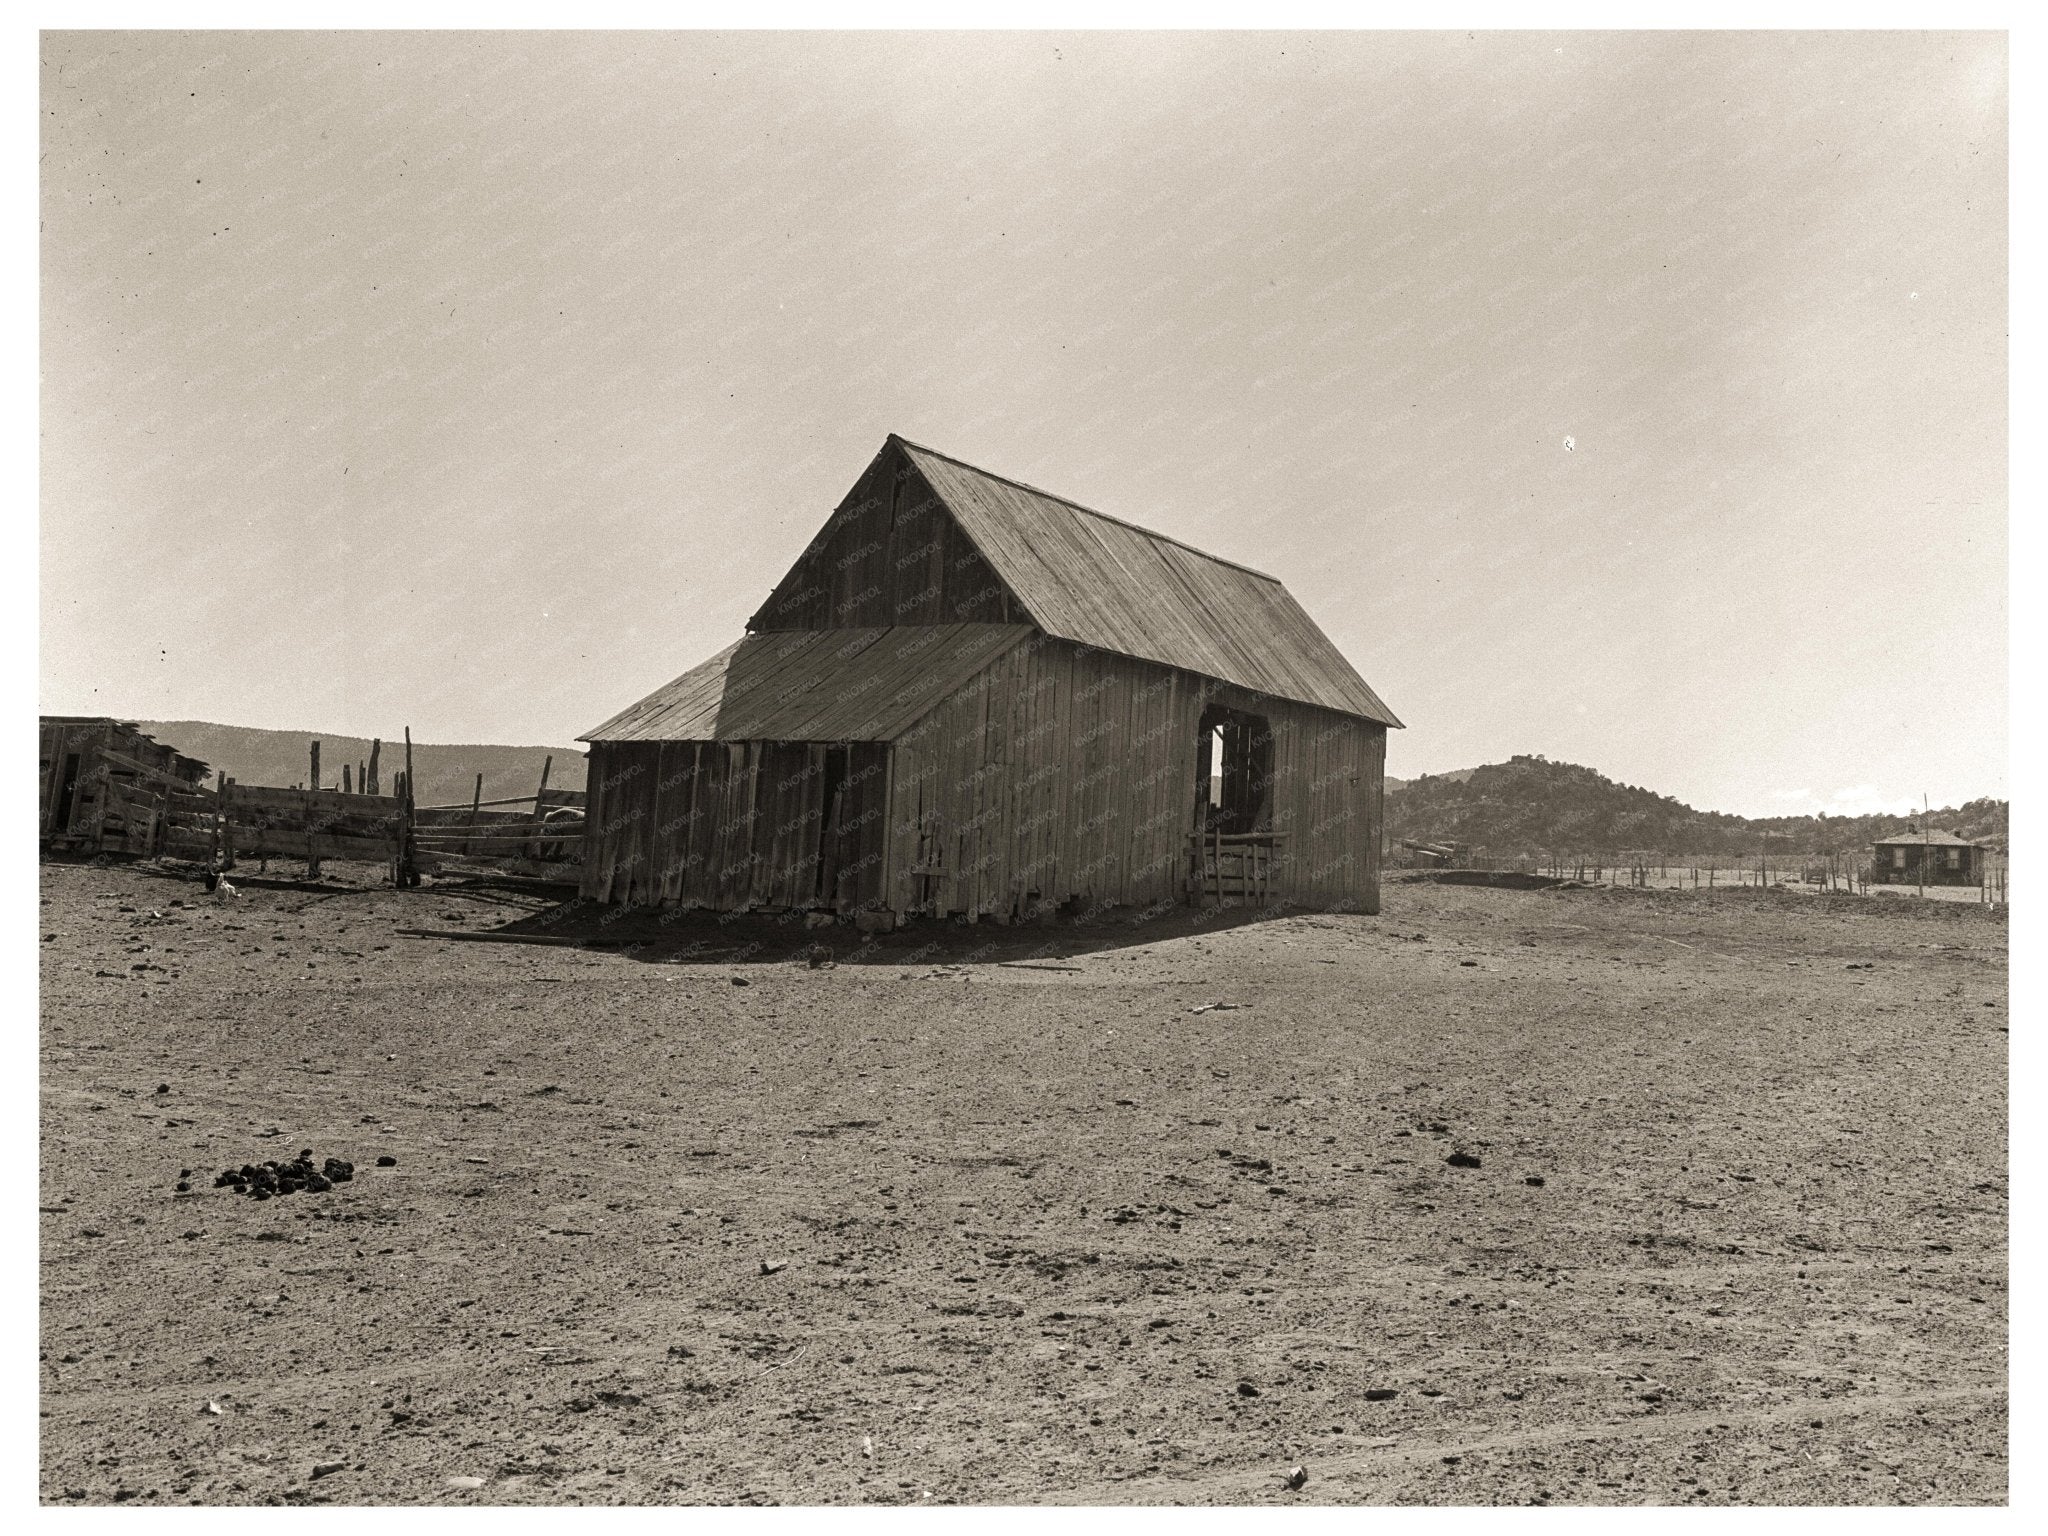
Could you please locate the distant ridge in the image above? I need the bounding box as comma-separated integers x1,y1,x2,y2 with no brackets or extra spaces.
1387,755,2006,856
1386,768,1474,794
134,721,586,809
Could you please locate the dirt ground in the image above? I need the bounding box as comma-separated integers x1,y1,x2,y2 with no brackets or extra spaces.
38,859,2008,1506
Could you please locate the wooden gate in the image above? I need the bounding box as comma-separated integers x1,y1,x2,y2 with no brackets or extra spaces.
1187,831,1286,905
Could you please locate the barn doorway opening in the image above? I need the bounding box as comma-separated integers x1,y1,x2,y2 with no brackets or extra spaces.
813,744,851,906
1194,706,1273,835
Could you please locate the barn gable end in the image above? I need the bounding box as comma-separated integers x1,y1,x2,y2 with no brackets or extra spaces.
748,440,1024,631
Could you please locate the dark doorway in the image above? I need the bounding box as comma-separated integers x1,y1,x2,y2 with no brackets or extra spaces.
53,752,82,834
814,744,852,906
1194,706,1273,836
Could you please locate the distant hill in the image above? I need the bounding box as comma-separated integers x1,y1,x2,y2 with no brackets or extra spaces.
1386,754,2007,858
136,721,586,809
1387,768,1472,793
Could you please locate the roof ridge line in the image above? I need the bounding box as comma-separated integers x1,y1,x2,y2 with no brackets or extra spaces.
889,434,1285,584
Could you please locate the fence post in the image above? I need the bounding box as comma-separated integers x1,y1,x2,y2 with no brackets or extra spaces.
310,740,321,794
222,778,237,870
207,770,224,871
391,775,404,885
528,754,553,861
399,729,419,888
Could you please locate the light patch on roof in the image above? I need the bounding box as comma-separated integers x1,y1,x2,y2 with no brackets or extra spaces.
579,624,1034,744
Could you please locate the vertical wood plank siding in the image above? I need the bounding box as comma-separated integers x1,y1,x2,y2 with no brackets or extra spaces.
883,638,1385,920
750,445,1020,630
582,739,889,911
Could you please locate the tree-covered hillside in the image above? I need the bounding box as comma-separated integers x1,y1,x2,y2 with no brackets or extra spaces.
1387,755,2006,858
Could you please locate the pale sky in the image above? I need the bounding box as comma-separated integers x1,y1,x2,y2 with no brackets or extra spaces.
40,30,2006,817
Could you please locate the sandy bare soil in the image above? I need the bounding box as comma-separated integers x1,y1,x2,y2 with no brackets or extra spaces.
39,859,2008,1505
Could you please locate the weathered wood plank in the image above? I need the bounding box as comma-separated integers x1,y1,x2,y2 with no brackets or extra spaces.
228,783,397,816
93,747,215,799
229,828,399,861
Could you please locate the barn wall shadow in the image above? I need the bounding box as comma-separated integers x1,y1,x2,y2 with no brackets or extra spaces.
83,855,1379,964
484,896,1328,966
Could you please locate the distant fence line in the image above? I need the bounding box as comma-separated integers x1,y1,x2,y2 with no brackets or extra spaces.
1388,845,2008,906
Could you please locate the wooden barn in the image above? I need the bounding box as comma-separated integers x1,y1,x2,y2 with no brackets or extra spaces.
40,716,210,847
578,435,1402,923
1871,828,1984,887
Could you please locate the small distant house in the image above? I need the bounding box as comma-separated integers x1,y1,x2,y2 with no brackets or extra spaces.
40,717,210,848
1870,827,1982,887
577,435,1402,922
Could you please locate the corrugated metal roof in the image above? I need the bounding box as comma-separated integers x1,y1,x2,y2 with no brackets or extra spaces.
893,438,1401,726
1872,828,1976,846
579,624,1035,744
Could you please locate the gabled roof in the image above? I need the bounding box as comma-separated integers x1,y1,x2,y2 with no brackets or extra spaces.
579,624,1034,744
891,438,1401,726
1872,828,1976,847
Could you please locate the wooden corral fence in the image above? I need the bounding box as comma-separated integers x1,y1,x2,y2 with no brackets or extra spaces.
408,754,586,884
75,748,222,861
51,733,586,887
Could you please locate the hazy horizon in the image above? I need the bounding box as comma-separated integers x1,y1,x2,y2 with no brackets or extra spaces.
41,32,2007,820
76,712,1996,825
